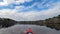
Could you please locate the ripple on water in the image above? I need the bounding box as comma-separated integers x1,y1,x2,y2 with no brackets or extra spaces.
0,24,60,34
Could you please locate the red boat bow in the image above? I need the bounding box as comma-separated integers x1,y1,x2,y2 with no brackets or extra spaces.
25,28,34,34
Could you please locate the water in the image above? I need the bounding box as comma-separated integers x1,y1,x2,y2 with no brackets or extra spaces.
0,24,60,34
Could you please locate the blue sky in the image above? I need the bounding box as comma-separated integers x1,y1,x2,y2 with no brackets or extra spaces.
0,0,60,21
0,0,59,11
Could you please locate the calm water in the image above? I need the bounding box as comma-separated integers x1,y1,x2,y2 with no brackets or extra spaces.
0,24,60,34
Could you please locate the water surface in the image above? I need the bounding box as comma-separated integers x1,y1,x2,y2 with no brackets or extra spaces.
0,24,60,34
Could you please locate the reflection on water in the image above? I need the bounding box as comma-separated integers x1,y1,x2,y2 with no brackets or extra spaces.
0,24,60,34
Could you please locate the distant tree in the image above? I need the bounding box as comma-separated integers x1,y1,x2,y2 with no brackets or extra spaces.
57,15,60,18
0,18,17,28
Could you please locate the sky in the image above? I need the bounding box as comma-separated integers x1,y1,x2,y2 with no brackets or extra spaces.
0,0,60,21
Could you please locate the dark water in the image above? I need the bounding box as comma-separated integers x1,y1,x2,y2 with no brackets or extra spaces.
0,24,60,34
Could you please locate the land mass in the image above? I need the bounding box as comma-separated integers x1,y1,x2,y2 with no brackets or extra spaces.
0,15,60,30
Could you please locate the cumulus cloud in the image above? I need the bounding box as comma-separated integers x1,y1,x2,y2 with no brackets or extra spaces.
0,3,60,21
15,0,32,4
0,0,7,6
0,0,60,21
0,0,32,6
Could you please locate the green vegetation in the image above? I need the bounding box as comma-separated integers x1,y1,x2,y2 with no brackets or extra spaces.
0,15,60,30
0,18,17,28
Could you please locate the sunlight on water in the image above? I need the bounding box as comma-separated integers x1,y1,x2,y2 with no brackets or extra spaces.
0,24,60,34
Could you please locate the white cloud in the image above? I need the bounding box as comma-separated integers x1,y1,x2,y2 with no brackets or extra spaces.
15,2,37,11
0,0,8,6
0,2,60,21
15,0,32,4
0,0,32,6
